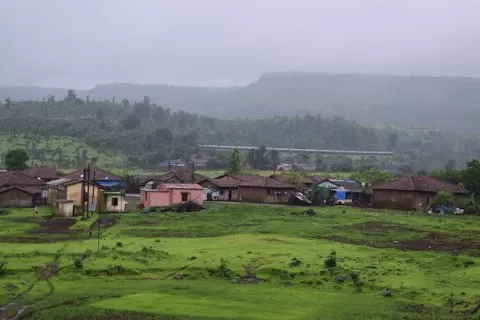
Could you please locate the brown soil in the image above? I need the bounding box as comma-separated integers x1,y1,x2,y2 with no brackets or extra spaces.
345,221,417,234
34,218,77,234
325,231,479,253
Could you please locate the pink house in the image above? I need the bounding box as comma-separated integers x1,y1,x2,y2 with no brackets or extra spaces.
140,183,204,208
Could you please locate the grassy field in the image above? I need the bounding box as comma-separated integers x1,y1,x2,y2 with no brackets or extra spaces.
1,205,479,319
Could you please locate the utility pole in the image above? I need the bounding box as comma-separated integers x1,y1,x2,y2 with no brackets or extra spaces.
81,167,87,219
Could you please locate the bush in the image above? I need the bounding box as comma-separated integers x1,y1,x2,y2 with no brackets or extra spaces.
74,259,84,270
324,250,337,268
116,241,124,247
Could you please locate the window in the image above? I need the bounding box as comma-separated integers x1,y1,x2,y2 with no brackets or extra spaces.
181,192,189,202
111,197,119,206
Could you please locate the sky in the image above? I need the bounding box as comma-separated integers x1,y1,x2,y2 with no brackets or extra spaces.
1,0,479,88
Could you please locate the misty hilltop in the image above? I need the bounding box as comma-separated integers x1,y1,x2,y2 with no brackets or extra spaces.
2,72,480,134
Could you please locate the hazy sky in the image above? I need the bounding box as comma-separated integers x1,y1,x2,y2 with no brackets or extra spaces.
1,0,479,88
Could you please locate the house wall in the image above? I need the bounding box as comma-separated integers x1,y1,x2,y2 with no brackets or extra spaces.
0,189,33,208
141,188,204,207
66,183,101,207
105,194,126,212
236,187,293,203
217,188,239,201
373,190,416,210
54,202,74,217
171,189,203,205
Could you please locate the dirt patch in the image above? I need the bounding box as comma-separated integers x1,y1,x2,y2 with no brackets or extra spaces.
345,221,417,235
325,231,479,253
32,218,77,234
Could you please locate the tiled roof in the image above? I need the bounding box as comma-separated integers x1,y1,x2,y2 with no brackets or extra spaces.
24,165,61,180
0,171,46,187
143,172,208,185
373,176,469,194
62,167,121,181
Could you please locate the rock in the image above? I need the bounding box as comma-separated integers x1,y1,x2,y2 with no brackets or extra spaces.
334,276,347,283
382,289,393,297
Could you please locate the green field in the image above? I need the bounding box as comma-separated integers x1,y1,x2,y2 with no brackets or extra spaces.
1,205,479,319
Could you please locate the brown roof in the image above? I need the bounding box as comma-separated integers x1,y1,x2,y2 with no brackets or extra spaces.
207,174,295,189
0,171,46,188
373,176,468,194
143,172,208,185
24,165,61,180
0,186,42,195
62,167,121,181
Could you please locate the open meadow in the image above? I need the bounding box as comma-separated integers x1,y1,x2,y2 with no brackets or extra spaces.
1,204,479,320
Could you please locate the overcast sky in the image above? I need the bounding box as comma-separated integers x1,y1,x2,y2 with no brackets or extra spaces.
1,0,479,88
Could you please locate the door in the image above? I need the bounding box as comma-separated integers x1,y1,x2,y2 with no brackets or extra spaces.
228,190,232,200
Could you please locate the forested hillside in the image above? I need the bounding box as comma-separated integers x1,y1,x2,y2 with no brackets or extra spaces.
3,72,480,133
0,91,480,172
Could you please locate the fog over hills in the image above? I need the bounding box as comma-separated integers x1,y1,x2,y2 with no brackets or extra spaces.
2,72,480,134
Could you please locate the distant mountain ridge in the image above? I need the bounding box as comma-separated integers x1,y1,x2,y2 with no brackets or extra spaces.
2,72,480,133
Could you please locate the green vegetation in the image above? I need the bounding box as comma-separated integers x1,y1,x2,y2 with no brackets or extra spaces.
2,90,480,172
4,148,29,171
1,205,480,319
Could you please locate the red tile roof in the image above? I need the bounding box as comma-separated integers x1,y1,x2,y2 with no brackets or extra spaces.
373,176,468,194
0,171,46,187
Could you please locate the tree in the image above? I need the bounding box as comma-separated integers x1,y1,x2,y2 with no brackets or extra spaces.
445,159,456,172
387,133,398,150
228,149,241,173
121,114,141,130
268,150,280,170
461,160,480,198
66,89,77,102
5,148,29,171
431,190,454,208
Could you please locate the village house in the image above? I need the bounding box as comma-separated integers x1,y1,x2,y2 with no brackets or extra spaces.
0,171,46,207
61,167,123,191
47,177,127,216
372,176,469,211
200,174,296,204
315,179,365,205
140,183,204,208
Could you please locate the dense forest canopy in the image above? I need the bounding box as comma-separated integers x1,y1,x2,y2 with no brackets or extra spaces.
3,72,480,133
1,90,480,172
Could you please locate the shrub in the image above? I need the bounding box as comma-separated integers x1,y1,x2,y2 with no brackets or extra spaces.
116,241,124,247
324,250,337,268
74,259,84,270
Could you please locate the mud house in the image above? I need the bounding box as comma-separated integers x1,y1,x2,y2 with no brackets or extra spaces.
0,171,46,207
372,176,469,211
199,174,296,203
140,183,204,208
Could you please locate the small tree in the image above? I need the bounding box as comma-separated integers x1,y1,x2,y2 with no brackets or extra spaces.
228,149,241,173
5,149,29,171
432,190,454,208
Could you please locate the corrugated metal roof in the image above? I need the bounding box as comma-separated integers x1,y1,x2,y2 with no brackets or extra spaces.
47,178,73,186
